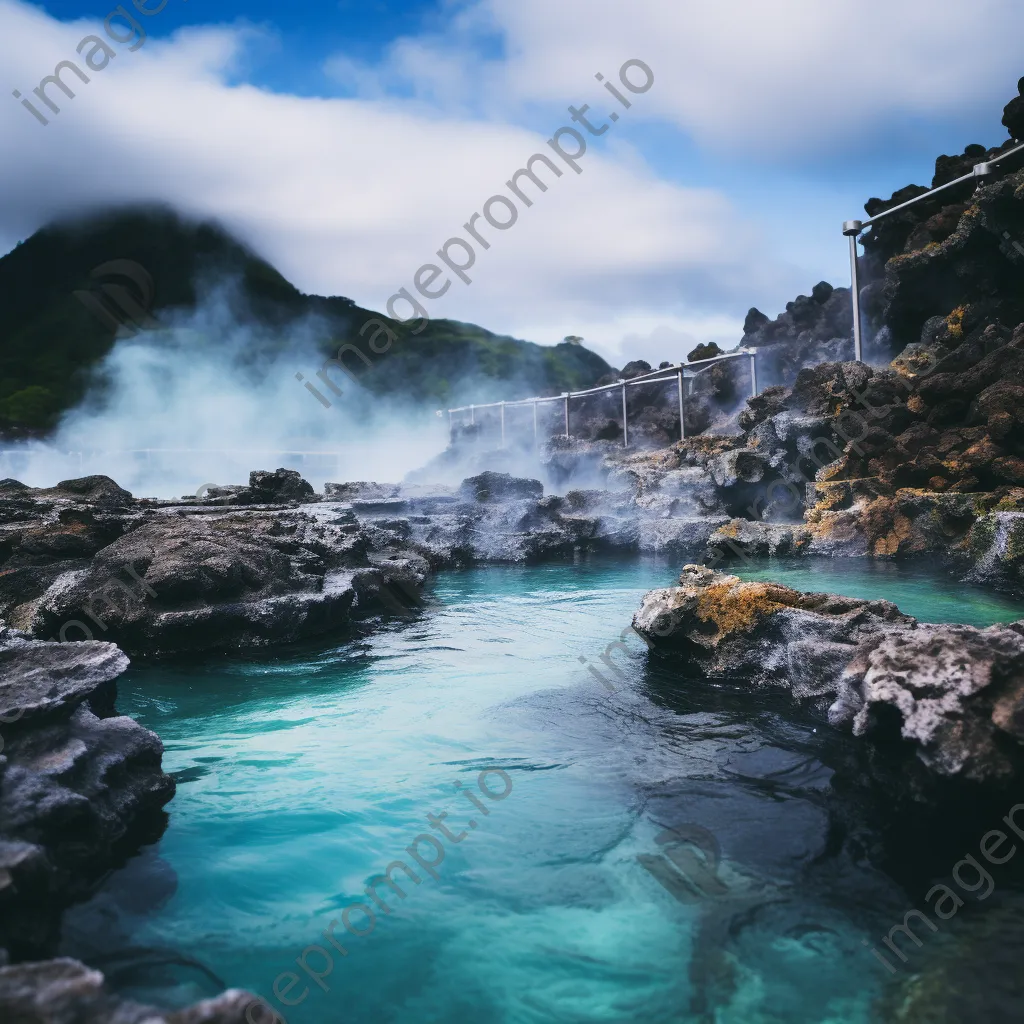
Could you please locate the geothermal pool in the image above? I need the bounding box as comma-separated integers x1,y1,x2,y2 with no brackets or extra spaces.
60,557,1024,1023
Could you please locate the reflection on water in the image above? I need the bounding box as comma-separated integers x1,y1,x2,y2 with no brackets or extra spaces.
60,555,1024,1022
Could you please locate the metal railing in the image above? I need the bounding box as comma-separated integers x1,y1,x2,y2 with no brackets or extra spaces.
444,349,758,448
843,140,1024,361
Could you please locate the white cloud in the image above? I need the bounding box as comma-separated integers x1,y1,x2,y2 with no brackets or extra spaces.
1,0,1018,377
361,0,1024,156
0,0,808,367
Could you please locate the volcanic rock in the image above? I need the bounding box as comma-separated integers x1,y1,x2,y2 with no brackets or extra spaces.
632,565,914,698
830,621,1024,783
0,958,258,1023
633,566,1024,787
0,631,172,959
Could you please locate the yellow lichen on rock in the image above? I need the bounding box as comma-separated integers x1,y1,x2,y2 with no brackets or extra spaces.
946,305,967,340
694,579,800,640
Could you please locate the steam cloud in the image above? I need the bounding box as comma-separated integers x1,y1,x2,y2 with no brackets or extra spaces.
0,283,450,499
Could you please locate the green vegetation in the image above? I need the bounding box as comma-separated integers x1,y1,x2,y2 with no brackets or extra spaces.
0,205,612,435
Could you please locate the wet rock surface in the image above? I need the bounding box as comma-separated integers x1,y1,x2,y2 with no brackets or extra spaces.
0,631,172,961
633,565,1024,790
347,462,732,566
0,627,265,1022
0,473,431,657
0,958,258,1023
830,621,1024,783
633,565,915,697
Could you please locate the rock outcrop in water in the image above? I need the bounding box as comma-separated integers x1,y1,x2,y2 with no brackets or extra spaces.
535,342,1024,593
632,565,915,696
0,472,432,657
0,629,263,1021
0,628,172,961
633,566,1024,789
830,620,1024,783
346,468,732,565
0,464,742,655
0,958,256,1023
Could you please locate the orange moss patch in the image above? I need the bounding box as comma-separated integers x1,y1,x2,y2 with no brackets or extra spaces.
871,513,913,556
808,482,851,512
694,580,800,639
946,306,967,340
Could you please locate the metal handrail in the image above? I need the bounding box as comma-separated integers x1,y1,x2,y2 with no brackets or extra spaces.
445,349,755,414
842,140,1024,361
445,348,758,448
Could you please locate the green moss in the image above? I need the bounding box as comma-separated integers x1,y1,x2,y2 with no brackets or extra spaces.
0,385,57,428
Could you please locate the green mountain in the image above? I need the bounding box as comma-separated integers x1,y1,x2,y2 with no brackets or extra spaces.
0,206,612,435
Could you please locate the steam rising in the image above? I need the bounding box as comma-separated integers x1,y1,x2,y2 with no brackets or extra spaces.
0,288,450,499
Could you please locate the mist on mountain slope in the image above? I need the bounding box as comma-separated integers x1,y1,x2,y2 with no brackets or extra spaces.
0,285,453,498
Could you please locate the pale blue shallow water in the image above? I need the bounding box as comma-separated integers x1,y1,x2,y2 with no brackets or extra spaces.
731,557,1023,627
59,556,1024,1023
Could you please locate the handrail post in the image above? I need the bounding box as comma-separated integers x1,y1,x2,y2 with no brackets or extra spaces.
564,394,570,438
448,409,453,444
470,403,475,426
677,368,685,441
533,401,538,448
844,220,864,363
749,350,758,398
500,401,506,448
621,381,628,447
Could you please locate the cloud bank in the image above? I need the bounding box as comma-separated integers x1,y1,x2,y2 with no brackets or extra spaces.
2,0,1020,370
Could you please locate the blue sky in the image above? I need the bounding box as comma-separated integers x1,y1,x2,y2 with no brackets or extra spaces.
33,0,474,94
3,0,1022,365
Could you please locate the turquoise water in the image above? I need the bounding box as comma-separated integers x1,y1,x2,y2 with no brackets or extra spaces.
59,557,1024,1023
733,557,1023,627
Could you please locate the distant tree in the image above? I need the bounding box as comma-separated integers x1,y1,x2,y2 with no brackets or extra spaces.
563,335,584,345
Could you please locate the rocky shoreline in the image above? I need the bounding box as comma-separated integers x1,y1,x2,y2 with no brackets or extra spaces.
0,459,739,1019
3,391,1024,1017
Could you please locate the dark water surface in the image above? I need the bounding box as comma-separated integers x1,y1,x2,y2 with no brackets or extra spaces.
60,556,1024,1023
